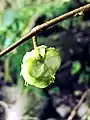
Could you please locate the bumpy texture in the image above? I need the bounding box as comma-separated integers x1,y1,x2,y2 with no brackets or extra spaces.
21,45,61,88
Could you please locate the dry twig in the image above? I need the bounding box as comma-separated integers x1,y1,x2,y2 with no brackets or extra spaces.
67,90,88,120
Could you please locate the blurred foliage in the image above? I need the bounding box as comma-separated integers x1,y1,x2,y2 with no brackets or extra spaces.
71,61,81,75
79,72,90,84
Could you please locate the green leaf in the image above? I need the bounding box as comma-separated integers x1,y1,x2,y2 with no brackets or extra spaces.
71,61,81,75
78,73,89,84
2,9,16,27
4,38,12,48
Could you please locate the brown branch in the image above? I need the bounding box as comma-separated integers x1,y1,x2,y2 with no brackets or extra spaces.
67,90,88,120
0,4,90,57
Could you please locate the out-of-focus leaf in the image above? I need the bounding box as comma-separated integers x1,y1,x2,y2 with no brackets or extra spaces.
60,19,71,29
71,61,81,75
2,9,16,27
0,26,7,34
78,73,89,84
4,38,12,49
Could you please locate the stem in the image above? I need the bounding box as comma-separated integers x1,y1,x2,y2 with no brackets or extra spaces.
68,90,88,120
0,4,90,57
32,36,37,49
4,57,12,83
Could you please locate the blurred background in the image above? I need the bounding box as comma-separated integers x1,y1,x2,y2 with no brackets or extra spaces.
0,0,90,120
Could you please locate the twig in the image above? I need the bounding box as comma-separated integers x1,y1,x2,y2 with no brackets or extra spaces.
67,90,88,120
4,57,12,83
22,116,38,120
0,4,90,57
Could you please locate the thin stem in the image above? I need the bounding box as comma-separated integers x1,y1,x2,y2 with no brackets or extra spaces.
32,36,37,49
0,4,90,57
67,90,88,120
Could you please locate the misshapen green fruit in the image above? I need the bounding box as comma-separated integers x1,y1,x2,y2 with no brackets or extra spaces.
21,45,61,88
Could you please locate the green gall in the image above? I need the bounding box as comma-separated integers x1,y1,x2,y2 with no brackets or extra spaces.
21,45,61,88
